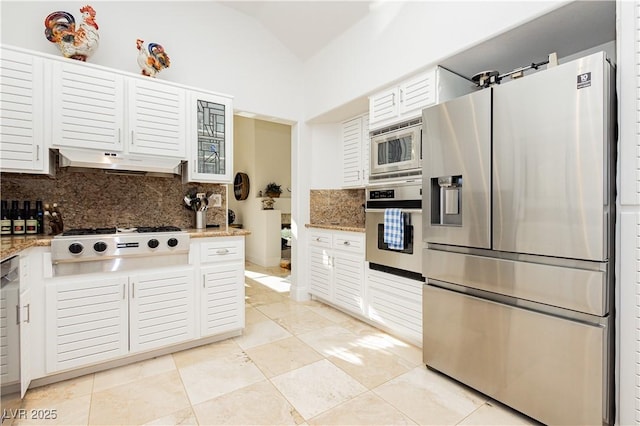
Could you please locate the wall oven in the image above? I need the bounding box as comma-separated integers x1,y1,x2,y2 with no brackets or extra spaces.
365,182,423,281
369,119,422,182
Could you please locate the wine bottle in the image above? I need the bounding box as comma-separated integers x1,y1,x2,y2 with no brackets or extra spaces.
0,200,11,235
35,200,44,234
25,201,37,234
11,200,25,235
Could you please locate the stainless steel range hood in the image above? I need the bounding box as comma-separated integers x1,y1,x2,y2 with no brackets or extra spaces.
58,148,182,176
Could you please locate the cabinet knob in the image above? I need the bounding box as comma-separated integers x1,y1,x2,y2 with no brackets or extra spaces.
315,237,321,242
343,241,351,246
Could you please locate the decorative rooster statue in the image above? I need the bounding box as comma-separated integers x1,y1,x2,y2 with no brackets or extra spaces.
136,39,170,77
44,5,99,61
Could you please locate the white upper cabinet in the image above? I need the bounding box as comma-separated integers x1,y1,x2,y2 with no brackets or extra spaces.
51,60,125,151
128,78,186,158
369,67,473,131
342,114,369,188
50,60,186,158
183,91,233,183
398,69,436,116
0,47,49,173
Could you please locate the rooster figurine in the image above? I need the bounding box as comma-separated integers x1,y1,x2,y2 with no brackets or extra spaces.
136,39,170,77
44,5,99,61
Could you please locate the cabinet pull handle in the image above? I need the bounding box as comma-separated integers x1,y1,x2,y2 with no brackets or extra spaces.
392,92,396,105
315,237,321,242
131,130,135,144
24,304,30,323
216,248,229,255
118,128,121,144
202,274,206,288
16,304,20,325
36,145,40,161
400,89,404,103
343,241,351,246
123,283,126,299
131,282,135,298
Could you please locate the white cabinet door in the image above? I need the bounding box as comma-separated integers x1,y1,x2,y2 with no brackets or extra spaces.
184,91,233,183
19,288,31,398
200,263,244,337
369,87,399,125
398,69,436,116
309,246,333,301
367,268,422,345
361,115,370,186
342,116,364,187
129,267,196,353
128,78,186,158
333,253,364,315
45,275,128,373
0,48,46,172
50,60,125,151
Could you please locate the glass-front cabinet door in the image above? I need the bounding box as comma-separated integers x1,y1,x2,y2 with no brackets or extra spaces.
184,91,233,183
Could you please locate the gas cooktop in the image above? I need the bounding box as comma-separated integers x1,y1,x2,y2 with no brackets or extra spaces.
60,226,182,236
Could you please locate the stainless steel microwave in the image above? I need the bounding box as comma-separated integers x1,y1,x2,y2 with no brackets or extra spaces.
369,120,422,181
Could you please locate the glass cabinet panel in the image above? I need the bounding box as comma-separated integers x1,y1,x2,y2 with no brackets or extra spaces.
196,99,226,175
186,91,233,183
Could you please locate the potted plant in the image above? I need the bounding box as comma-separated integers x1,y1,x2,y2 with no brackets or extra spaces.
264,182,282,198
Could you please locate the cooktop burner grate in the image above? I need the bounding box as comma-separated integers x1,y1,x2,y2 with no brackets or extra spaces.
136,226,182,233
62,227,117,236
60,226,182,236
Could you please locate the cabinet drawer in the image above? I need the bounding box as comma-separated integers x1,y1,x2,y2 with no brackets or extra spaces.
333,233,364,255
200,239,243,263
309,231,332,248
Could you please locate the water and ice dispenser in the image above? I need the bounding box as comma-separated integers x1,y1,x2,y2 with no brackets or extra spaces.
430,176,462,226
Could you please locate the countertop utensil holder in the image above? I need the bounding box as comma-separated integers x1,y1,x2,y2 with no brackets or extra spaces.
195,210,206,229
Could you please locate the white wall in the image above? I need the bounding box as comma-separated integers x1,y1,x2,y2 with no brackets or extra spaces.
309,123,344,190
302,1,564,121
0,1,304,122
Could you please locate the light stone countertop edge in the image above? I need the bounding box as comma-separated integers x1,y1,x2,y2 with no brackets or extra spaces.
305,223,366,233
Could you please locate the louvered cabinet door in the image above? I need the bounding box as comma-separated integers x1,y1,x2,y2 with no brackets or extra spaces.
398,69,436,116
342,116,363,187
309,246,333,301
0,48,45,172
129,267,196,352
128,78,186,158
333,253,364,316
45,276,128,373
200,263,244,337
51,60,125,151
366,268,422,345
369,87,399,127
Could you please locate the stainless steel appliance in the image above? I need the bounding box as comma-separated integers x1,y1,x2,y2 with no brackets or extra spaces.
366,182,423,280
1,256,23,418
51,226,190,276
369,120,422,182
421,51,615,425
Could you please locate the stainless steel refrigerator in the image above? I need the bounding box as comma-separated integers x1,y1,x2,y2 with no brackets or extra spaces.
421,51,615,425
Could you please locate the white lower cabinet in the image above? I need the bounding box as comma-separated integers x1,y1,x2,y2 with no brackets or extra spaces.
45,275,129,373
367,268,422,345
308,228,423,346
45,266,195,373
197,237,245,336
129,268,196,352
308,230,365,316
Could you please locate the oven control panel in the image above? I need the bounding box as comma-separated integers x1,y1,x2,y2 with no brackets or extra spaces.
369,189,395,200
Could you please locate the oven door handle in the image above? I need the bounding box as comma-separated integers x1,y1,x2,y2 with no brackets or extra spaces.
365,208,422,213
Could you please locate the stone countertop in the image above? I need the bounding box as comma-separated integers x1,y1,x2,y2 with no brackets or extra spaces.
305,223,366,233
0,228,251,262
1,235,54,262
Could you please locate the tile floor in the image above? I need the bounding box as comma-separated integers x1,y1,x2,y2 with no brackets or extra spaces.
12,263,538,426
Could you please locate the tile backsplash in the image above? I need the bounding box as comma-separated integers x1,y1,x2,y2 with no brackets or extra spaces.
310,189,365,228
0,168,226,232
